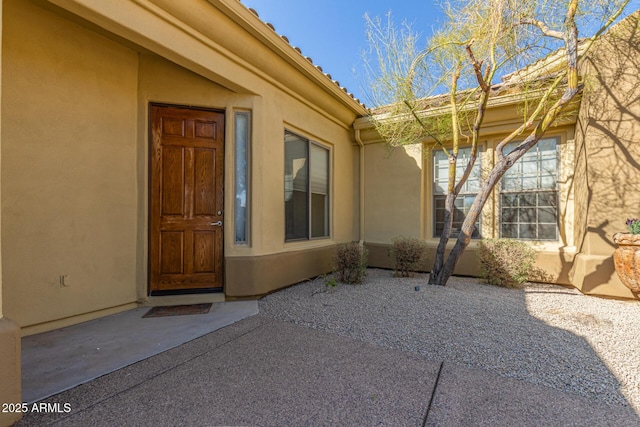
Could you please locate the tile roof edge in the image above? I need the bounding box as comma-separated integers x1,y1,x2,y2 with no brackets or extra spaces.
209,0,368,113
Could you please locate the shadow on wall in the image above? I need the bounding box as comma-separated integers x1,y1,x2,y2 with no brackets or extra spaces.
573,11,640,293
364,143,423,244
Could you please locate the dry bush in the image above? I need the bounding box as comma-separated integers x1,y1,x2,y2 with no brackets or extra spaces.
334,242,368,284
388,236,427,277
478,239,535,288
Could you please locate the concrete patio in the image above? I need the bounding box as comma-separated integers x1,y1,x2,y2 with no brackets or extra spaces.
15,307,639,426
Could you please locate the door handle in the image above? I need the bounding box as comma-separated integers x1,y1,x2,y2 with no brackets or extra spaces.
211,221,223,227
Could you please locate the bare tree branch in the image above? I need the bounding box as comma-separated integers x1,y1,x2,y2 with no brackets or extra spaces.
516,18,564,39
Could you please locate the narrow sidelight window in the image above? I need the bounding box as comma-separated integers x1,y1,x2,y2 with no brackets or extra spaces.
285,131,329,241
234,112,250,244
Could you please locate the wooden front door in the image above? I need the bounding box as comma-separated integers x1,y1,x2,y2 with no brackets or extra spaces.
149,105,224,293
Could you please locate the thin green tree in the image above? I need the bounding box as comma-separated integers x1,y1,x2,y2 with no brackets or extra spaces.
363,0,632,286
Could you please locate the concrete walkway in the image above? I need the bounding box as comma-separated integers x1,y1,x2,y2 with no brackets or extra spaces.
21,301,258,403
16,311,639,426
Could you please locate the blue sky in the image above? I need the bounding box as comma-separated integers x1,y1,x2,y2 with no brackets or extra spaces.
240,0,640,106
240,0,444,104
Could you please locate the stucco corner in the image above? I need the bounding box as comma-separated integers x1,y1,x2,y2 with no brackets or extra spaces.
0,317,22,427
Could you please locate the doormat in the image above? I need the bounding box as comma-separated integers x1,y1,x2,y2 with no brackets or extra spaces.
143,303,213,318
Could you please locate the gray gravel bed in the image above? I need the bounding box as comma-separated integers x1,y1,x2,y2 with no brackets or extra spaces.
258,268,640,411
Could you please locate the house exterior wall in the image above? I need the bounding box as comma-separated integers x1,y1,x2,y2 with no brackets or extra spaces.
361,127,577,281
358,10,640,300
0,0,23,423
1,0,364,336
119,0,363,298
364,143,423,244
136,53,360,298
571,10,640,299
2,0,140,332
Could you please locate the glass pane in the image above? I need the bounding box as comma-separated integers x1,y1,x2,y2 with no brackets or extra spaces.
539,224,557,240
538,192,557,207
502,207,517,223
285,132,309,240
540,159,556,175
436,165,449,178
500,138,558,241
540,174,556,189
504,164,519,176
519,193,537,206
537,138,556,152
502,223,517,238
434,151,447,194
519,207,536,223
311,193,328,237
453,208,465,223
521,176,537,189
463,195,475,209
503,142,517,156
310,144,329,238
466,179,479,192
433,148,481,194
538,207,557,223
522,160,537,174
234,112,249,244
310,144,328,195
502,176,519,190
434,180,447,194
501,194,518,207
434,150,448,165
519,223,536,239
434,195,481,238
432,148,481,239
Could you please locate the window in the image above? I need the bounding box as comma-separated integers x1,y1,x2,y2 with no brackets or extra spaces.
433,148,481,238
500,138,558,240
234,112,250,244
284,131,329,241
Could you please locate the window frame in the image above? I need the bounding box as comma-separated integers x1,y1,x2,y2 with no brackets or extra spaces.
284,130,330,242
432,147,482,239
499,137,560,241
233,111,251,245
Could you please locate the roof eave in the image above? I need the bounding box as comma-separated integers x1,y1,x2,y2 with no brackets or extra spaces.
207,0,368,116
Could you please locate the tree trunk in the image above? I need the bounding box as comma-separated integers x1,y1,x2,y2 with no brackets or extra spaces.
432,162,508,286
429,190,456,285
432,85,582,286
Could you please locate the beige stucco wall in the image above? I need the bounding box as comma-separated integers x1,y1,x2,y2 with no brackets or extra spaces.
136,53,360,297
0,0,23,423
1,0,363,332
2,0,140,331
364,143,423,243
360,117,578,284
571,10,640,298
0,318,21,427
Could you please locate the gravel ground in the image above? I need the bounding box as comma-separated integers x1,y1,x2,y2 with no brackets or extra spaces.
259,268,640,411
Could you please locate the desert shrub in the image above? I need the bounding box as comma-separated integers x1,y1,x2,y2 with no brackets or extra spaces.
324,275,338,288
388,236,427,277
478,239,535,288
528,266,555,283
333,242,368,284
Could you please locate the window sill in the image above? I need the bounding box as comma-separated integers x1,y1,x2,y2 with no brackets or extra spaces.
424,238,576,253
283,238,334,252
